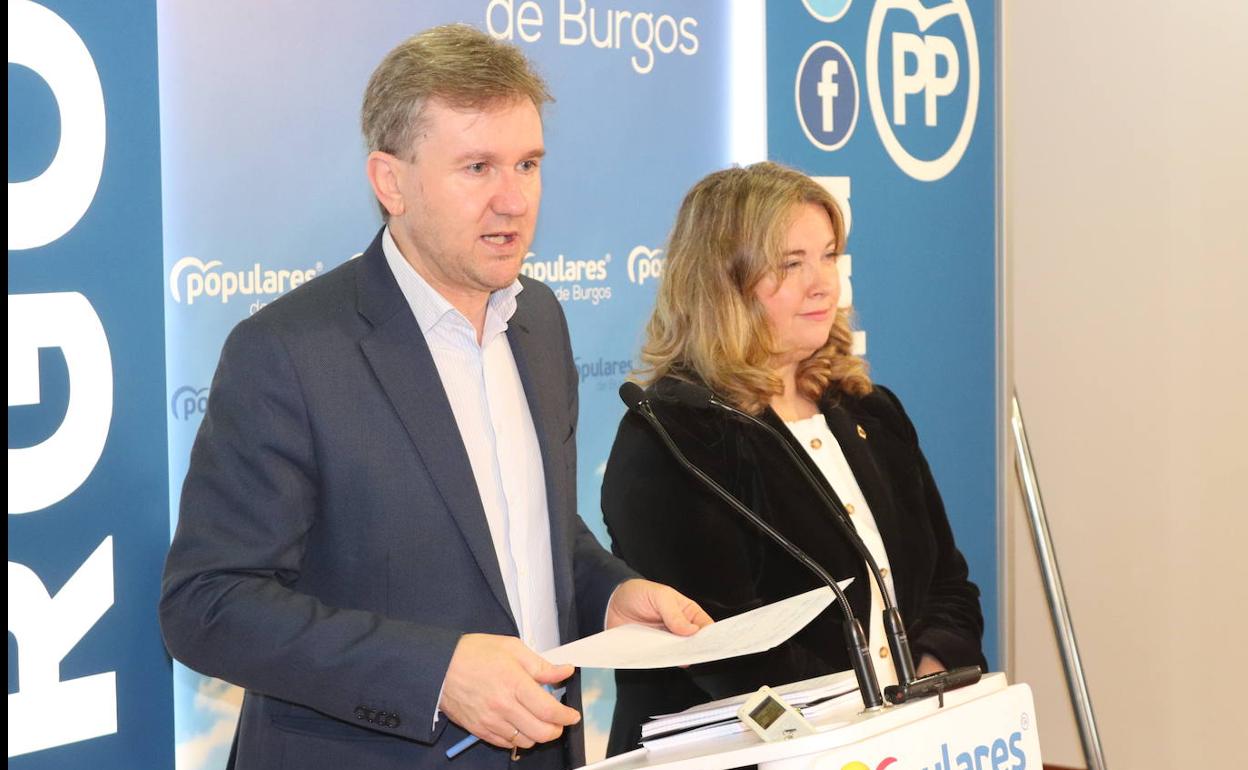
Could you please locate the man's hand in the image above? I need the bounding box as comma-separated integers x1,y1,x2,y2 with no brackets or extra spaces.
605,579,713,635
439,634,580,750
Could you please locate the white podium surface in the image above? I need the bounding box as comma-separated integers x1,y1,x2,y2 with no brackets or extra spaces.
581,673,1042,770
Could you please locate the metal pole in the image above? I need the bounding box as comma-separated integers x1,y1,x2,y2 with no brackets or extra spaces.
1010,393,1108,770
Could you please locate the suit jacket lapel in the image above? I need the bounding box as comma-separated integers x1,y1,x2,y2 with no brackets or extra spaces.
506,291,575,638
353,232,515,628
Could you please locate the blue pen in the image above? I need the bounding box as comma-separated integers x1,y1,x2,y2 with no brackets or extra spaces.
445,685,565,759
444,732,480,760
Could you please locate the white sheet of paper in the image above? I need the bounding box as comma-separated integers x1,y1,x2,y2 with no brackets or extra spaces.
542,581,851,669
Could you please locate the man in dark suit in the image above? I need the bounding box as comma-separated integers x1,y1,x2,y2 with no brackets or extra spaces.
159,25,709,770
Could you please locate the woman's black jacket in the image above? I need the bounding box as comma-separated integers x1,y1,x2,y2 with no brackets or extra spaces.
602,379,986,756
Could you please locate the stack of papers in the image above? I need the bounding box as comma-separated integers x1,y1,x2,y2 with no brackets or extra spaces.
640,670,861,751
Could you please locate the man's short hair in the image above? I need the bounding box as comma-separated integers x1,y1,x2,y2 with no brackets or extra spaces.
362,24,553,161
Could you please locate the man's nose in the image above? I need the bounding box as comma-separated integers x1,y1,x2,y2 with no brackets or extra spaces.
491,172,530,216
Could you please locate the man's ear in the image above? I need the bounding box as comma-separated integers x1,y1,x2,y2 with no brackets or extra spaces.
366,151,406,217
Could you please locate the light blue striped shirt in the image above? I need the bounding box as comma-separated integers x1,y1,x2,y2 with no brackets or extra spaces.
382,228,560,663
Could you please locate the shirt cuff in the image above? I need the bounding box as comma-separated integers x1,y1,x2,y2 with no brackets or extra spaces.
432,678,447,729
603,580,630,631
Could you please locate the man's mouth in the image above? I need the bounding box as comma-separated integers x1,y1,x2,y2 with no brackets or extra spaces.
482,233,517,246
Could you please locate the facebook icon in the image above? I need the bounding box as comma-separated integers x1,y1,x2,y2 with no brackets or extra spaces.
796,41,859,151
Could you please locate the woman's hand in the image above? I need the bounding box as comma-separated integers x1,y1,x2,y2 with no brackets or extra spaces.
916,653,946,678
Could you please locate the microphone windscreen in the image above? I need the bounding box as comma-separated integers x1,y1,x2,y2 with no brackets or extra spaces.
619,381,647,410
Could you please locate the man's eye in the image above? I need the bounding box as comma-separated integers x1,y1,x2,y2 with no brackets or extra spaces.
518,159,540,172
467,162,487,174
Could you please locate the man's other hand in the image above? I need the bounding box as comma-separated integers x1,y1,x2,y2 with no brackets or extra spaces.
439,634,579,749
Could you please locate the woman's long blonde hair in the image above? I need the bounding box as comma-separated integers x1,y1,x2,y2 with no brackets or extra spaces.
637,162,871,413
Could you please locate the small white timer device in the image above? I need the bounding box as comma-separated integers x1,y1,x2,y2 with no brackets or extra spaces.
736,686,816,742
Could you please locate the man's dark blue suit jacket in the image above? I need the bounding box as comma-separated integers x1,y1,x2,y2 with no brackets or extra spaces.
160,230,635,769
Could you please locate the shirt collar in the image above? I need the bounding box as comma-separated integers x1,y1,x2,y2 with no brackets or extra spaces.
382,226,523,337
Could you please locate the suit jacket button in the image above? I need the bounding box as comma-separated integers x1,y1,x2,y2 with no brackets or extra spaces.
354,707,367,720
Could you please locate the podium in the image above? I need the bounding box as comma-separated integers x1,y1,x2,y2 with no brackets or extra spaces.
581,674,1042,770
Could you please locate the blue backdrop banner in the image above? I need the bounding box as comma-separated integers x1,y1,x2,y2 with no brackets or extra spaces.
8,1,172,768
767,0,1000,668
7,3,999,767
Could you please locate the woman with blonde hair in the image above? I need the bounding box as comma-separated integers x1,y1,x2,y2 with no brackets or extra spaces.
602,162,985,755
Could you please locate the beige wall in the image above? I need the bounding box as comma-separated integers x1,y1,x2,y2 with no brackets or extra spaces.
1005,1,1248,768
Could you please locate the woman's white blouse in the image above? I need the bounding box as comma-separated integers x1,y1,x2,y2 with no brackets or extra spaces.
784,412,900,688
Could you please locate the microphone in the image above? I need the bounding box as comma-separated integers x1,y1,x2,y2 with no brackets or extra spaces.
617,382,885,711
654,380,980,705
884,662,982,706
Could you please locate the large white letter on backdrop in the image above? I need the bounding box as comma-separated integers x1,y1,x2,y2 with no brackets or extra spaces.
8,538,117,757
8,292,114,514
7,0,106,250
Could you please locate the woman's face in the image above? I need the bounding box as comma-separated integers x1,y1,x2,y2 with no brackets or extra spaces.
753,202,841,368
